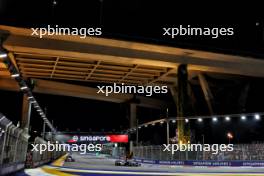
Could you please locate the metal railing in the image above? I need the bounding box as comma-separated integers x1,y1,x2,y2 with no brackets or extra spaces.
0,113,29,166
0,113,30,175
0,113,65,174
133,144,264,161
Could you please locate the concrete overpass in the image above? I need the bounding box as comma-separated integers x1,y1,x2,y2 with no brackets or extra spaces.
1,24,264,132
1,25,264,109
1,25,264,83
1,25,264,175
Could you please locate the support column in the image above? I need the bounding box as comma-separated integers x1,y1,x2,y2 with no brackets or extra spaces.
238,83,250,112
129,103,137,154
166,108,170,145
21,94,32,134
187,83,197,114
170,86,178,106
166,121,170,144
198,73,214,115
176,64,190,144
136,119,139,146
130,103,137,128
42,122,46,139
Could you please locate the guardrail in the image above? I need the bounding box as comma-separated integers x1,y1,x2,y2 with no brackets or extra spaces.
133,158,264,167
0,113,64,175
0,113,29,175
133,145,264,164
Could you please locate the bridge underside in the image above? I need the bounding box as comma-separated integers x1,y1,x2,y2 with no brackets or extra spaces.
1,25,264,128
1,25,264,140
1,26,264,175
1,25,264,86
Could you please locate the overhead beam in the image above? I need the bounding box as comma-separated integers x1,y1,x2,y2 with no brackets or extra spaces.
0,77,20,91
2,26,264,77
33,79,129,103
0,25,260,65
33,79,166,108
4,34,264,77
147,68,177,85
119,65,139,83
0,78,166,109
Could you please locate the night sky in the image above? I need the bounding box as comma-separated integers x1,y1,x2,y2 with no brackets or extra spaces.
0,0,264,144
0,0,263,56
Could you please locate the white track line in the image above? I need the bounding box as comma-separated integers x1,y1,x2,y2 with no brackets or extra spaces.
45,166,264,175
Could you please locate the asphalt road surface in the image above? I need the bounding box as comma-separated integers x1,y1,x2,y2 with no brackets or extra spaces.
17,153,264,176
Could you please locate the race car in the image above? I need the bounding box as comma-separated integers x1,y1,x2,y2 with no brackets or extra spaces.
115,159,126,166
65,155,75,162
115,159,141,167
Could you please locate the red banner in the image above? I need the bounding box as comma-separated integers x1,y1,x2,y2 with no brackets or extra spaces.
108,135,128,143
67,134,128,143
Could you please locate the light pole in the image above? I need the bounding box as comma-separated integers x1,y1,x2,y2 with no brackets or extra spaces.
166,120,170,145
166,108,169,145
136,119,139,146
202,134,205,160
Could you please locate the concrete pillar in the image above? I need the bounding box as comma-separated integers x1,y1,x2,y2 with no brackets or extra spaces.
166,121,170,144
21,94,32,134
176,64,190,143
42,121,46,139
129,103,137,154
198,73,214,115
130,103,137,128
136,119,139,146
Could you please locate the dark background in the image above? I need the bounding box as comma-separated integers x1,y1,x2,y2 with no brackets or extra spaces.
0,0,264,144
0,0,263,57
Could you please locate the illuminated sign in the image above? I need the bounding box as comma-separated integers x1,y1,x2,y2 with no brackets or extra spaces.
108,135,128,143
67,135,128,143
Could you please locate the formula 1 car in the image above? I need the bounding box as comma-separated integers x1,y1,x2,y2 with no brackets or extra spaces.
65,155,75,162
115,159,141,167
